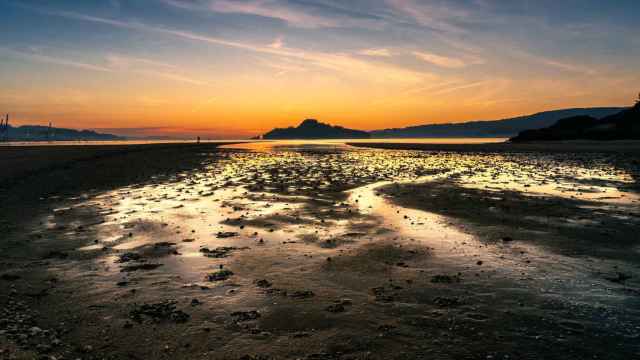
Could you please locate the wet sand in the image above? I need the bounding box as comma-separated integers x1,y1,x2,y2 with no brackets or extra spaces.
0,143,241,224
1,141,639,359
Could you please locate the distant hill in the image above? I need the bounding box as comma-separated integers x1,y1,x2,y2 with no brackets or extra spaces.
2,125,123,141
263,119,370,139
369,107,625,138
511,103,640,142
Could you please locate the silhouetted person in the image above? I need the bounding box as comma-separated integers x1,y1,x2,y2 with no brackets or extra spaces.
197,136,200,144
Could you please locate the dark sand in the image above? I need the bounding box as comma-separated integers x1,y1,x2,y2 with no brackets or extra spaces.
1,140,639,359
0,143,240,223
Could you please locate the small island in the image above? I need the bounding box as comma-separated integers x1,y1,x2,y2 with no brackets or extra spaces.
262,119,370,139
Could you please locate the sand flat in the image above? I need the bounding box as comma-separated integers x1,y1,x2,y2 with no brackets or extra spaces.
1,140,639,359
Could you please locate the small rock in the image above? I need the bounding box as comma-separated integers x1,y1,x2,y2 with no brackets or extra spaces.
206,269,234,281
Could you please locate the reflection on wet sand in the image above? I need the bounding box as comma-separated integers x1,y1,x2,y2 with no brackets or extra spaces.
2,141,640,359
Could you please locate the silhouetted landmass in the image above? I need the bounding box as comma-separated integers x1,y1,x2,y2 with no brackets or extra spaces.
369,107,624,138
511,103,640,142
4,125,122,141
262,119,370,139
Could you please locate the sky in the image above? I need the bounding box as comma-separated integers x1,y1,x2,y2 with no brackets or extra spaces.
0,0,639,139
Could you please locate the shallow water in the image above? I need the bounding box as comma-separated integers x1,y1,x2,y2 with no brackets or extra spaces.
63,141,639,298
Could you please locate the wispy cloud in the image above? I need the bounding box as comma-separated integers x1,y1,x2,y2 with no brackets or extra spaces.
398,79,467,97
38,9,432,84
0,47,113,72
259,58,308,77
106,54,180,71
0,46,209,86
413,51,467,69
207,0,337,28
512,49,597,75
140,69,210,86
269,36,285,49
429,80,490,96
385,0,469,33
166,0,391,30
165,0,380,29
358,48,392,57
105,54,210,85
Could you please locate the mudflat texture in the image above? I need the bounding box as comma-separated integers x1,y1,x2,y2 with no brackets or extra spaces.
0,143,239,220
1,141,639,359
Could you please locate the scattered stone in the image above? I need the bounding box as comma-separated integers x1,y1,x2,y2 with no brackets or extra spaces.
433,296,462,307
291,331,311,338
239,355,273,360
255,279,272,288
216,231,239,238
377,324,396,335
231,310,261,322
288,290,315,299
325,303,345,313
117,252,141,263
121,263,163,272
43,251,68,259
206,269,234,281
200,246,247,258
605,272,632,284
430,274,461,284
370,286,395,302
0,273,20,281
130,301,190,323
154,241,176,247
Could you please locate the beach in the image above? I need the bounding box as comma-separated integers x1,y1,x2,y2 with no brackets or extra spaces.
1,140,639,359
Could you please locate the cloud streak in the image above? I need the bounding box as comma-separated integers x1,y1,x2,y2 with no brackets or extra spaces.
0,46,210,86
385,0,469,33
39,8,433,84
208,0,337,28
105,54,210,85
165,0,382,29
512,49,597,75
358,48,392,57
413,51,467,69
0,47,113,73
